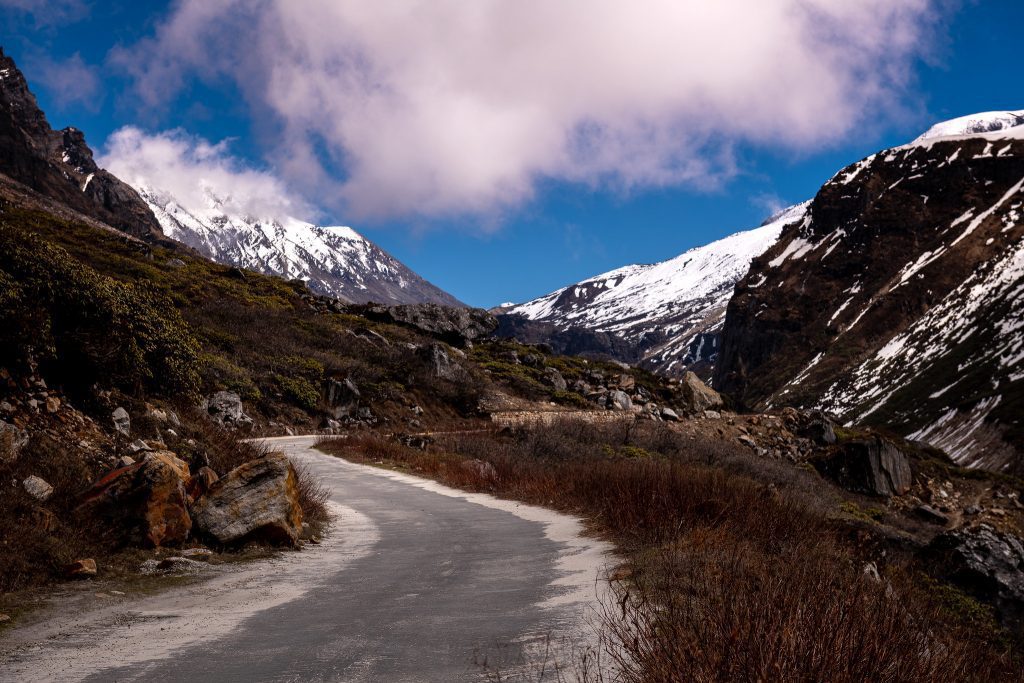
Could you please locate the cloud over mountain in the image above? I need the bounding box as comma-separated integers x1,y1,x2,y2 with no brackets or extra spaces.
114,0,944,221
99,126,316,225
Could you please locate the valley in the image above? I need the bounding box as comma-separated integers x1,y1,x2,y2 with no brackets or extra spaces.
0,21,1022,683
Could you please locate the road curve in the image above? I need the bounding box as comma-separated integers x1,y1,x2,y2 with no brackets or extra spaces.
0,436,614,682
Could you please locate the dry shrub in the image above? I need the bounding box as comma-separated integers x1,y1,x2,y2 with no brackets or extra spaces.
0,434,101,592
602,529,1010,682
293,461,329,531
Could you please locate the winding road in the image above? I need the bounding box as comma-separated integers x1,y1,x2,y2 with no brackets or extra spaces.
0,436,613,682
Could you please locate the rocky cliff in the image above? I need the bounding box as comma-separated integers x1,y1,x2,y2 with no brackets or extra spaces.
0,48,163,241
715,112,1024,472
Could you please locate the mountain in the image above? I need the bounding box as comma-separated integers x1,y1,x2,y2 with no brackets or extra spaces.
498,203,807,377
0,48,163,241
715,110,1024,471
131,184,462,306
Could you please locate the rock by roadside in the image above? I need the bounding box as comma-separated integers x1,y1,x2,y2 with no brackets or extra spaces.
191,452,303,546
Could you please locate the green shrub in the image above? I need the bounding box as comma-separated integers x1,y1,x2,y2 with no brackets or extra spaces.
275,374,320,412
550,389,590,408
0,227,201,400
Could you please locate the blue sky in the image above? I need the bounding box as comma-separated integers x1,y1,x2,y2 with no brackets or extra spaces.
2,1,1022,307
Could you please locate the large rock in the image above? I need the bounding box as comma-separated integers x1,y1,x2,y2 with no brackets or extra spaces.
813,437,912,497
608,390,633,411
324,378,360,419
678,371,724,413
111,407,131,437
543,367,567,391
191,453,303,546
362,303,497,346
22,475,53,501
81,453,192,547
202,391,254,429
0,420,29,461
923,525,1024,628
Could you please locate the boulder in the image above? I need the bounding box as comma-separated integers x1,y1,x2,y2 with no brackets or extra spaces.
203,391,254,429
923,525,1024,628
81,455,192,547
324,378,360,419
63,559,97,579
521,353,544,368
112,407,131,437
608,390,633,411
418,344,464,382
128,439,152,454
803,414,837,445
0,421,29,461
814,437,911,497
617,374,636,391
191,453,303,546
44,396,60,413
543,367,568,391
678,372,724,413
23,475,53,501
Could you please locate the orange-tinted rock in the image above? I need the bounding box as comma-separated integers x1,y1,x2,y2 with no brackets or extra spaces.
64,558,97,578
80,455,191,547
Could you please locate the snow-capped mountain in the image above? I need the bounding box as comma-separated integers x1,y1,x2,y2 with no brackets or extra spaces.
133,185,462,306
911,109,1024,144
499,202,808,377
716,109,1024,471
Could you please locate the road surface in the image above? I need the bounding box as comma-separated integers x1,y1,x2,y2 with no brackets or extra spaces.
0,436,613,682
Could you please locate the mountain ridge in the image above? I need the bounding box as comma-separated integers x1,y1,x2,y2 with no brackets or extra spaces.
132,182,463,306
499,202,808,377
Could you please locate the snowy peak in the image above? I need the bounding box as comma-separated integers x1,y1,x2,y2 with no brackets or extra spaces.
134,183,461,306
912,109,1024,145
500,201,808,376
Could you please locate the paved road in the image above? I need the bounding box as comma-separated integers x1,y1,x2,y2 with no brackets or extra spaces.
1,436,612,682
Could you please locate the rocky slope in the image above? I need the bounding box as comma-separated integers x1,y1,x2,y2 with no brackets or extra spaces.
131,183,462,306
0,48,163,241
499,203,807,377
715,111,1024,472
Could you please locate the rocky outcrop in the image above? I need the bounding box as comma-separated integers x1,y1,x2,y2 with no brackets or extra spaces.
324,378,361,419
202,391,254,429
111,407,131,437
813,437,912,497
191,453,303,546
0,48,164,241
360,303,497,346
924,525,1024,628
418,343,465,382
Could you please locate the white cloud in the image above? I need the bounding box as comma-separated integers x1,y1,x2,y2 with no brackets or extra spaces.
98,126,315,225
114,0,944,222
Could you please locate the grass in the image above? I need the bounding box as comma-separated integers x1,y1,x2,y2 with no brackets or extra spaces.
317,421,1019,681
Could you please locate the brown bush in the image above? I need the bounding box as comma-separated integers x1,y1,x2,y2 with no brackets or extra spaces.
601,529,1009,683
